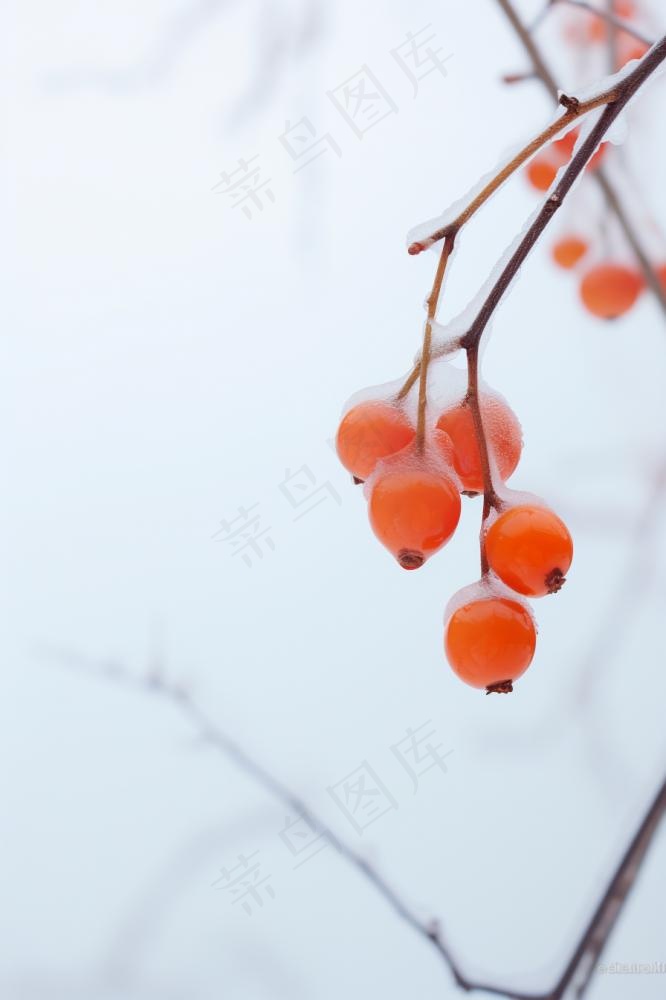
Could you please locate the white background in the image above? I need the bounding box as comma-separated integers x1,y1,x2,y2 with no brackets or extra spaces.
2,1,666,997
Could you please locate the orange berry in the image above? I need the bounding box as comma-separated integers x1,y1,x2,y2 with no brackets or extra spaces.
485,505,573,597
586,143,607,172
616,34,649,67
445,596,536,692
368,465,461,569
525,155,558,191
435,396,522,494
552,236,588,269
580,263,643,318
553,128,579,161
336,401,415,481
553,128,607,171
583,1,637,42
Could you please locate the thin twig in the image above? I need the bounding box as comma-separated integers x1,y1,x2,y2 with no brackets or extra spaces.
460,33,666,355
415,234,456,448
408,88,617,255
551,0,653,47
47,647,666,1000
495,0,666,317
465,341,502,570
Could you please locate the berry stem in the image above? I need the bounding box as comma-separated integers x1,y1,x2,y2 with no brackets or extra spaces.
465,341,501,574
415,232,456,451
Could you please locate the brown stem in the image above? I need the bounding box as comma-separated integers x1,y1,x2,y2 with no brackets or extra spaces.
408,89,617,255
551,0,654,47
415,233,456,448
465,342,501,573
496,0,666,317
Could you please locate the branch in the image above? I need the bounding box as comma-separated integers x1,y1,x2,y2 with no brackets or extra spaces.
47,647,666,1000
495,0,666,317
550,0,654,47
416,233,456,448
551,773,666,999
407,87,617,255
460,34,666,355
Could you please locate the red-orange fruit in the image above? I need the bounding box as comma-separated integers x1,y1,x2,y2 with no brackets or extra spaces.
586,143,608,172
553,128,579,160
368,466,461,569
445,597,536,692
485,505,574,597
525,155,558,191
581,1,637,42
579,264,643,318
616,35,649,68
435,396,522,494
553,128,608,171
552,236,588,269
336,401,415,481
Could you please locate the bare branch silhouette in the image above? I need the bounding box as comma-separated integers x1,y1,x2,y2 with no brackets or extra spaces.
45,647,666,999
495,0,666,317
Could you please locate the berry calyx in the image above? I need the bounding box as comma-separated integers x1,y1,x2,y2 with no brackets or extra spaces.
485,504,573,597
435,395,522,493
579,263,644,318
445,595,537,691
336,400,415,481
552,236,588,269
368,462,461,568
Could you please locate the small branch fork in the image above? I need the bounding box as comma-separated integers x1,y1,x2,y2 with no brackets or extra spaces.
549,0,654,48
50,649,666,1000
407,87,617,256
401,33,666,574
496,0,666,318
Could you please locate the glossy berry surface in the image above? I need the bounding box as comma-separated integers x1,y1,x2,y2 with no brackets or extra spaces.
368,467,461,569
579,264,643,318
436,396,522,493
445,597,536,691
552,236,588,269
485,505,573,597
336,401,415,481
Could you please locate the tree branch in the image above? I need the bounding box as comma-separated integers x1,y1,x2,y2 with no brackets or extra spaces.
550,0,654,47
407,87,617,255
495,0,666,317
460,33,666,354
47,648,666,1000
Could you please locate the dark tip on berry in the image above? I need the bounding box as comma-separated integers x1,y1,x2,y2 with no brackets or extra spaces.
398,549,424,570
486,680,513,695
545,567,566,594
352,475,364,485
408,242,424,256
461,490,480,499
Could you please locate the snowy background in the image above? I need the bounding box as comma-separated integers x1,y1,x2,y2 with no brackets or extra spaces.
1,1,666,997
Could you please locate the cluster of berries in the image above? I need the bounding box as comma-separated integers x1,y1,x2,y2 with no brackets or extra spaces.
525,125,607,195
560,0,650,66
554,252,656,319
335,382,573,694
523,0,663,321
